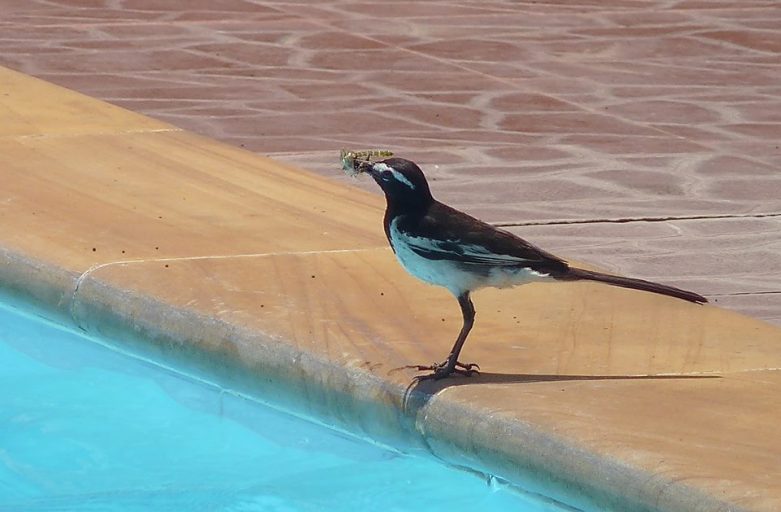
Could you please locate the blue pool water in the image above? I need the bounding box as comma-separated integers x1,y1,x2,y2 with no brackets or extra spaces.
0,302,571,511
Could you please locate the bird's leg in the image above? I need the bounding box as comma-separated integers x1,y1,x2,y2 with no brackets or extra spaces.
414,292,478,380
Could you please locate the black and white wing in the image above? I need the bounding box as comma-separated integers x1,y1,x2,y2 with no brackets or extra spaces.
396,201,570,275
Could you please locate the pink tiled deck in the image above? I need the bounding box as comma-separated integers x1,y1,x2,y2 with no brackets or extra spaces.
1,0,779,326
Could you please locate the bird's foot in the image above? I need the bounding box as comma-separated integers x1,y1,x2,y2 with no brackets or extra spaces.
408,360,480,381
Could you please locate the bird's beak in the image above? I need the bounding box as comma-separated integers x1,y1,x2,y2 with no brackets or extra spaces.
355,160,375,175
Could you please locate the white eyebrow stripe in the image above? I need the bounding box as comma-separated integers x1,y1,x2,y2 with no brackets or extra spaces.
373,163,416,190
392,170,415,189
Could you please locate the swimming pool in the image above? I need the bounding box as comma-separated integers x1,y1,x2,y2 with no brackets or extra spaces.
0,301,573,511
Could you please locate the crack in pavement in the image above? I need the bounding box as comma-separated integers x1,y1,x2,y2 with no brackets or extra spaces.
68,246,389,323
709,291,781,297
493,212,781,228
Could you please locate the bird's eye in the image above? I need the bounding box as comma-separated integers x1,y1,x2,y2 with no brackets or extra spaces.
380,171,393,181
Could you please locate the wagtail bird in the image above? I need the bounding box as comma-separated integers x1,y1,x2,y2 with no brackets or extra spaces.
354,157,707,380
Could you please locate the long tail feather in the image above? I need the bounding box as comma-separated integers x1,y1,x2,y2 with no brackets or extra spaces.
558,268,707,304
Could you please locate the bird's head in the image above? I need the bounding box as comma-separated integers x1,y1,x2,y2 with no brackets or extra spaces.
360,157,433,209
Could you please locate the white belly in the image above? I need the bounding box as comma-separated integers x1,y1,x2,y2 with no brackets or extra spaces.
388,220,547,296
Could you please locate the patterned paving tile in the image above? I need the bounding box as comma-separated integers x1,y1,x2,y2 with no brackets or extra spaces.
0,0,778,323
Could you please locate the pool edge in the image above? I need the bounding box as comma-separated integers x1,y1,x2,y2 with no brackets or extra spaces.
0,242,742,512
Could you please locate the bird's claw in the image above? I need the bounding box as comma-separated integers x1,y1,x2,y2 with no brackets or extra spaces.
455,361,480,372
406,360,480,381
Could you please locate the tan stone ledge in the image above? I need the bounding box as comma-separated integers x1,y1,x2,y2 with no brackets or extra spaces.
2,243,778,512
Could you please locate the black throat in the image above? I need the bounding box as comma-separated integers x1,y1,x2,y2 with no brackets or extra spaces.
381,195,432,247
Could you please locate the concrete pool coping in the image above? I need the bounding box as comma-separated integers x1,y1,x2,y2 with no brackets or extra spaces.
3,67,781,511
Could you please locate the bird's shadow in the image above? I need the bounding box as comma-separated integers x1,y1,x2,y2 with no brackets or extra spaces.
401,371,721,413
